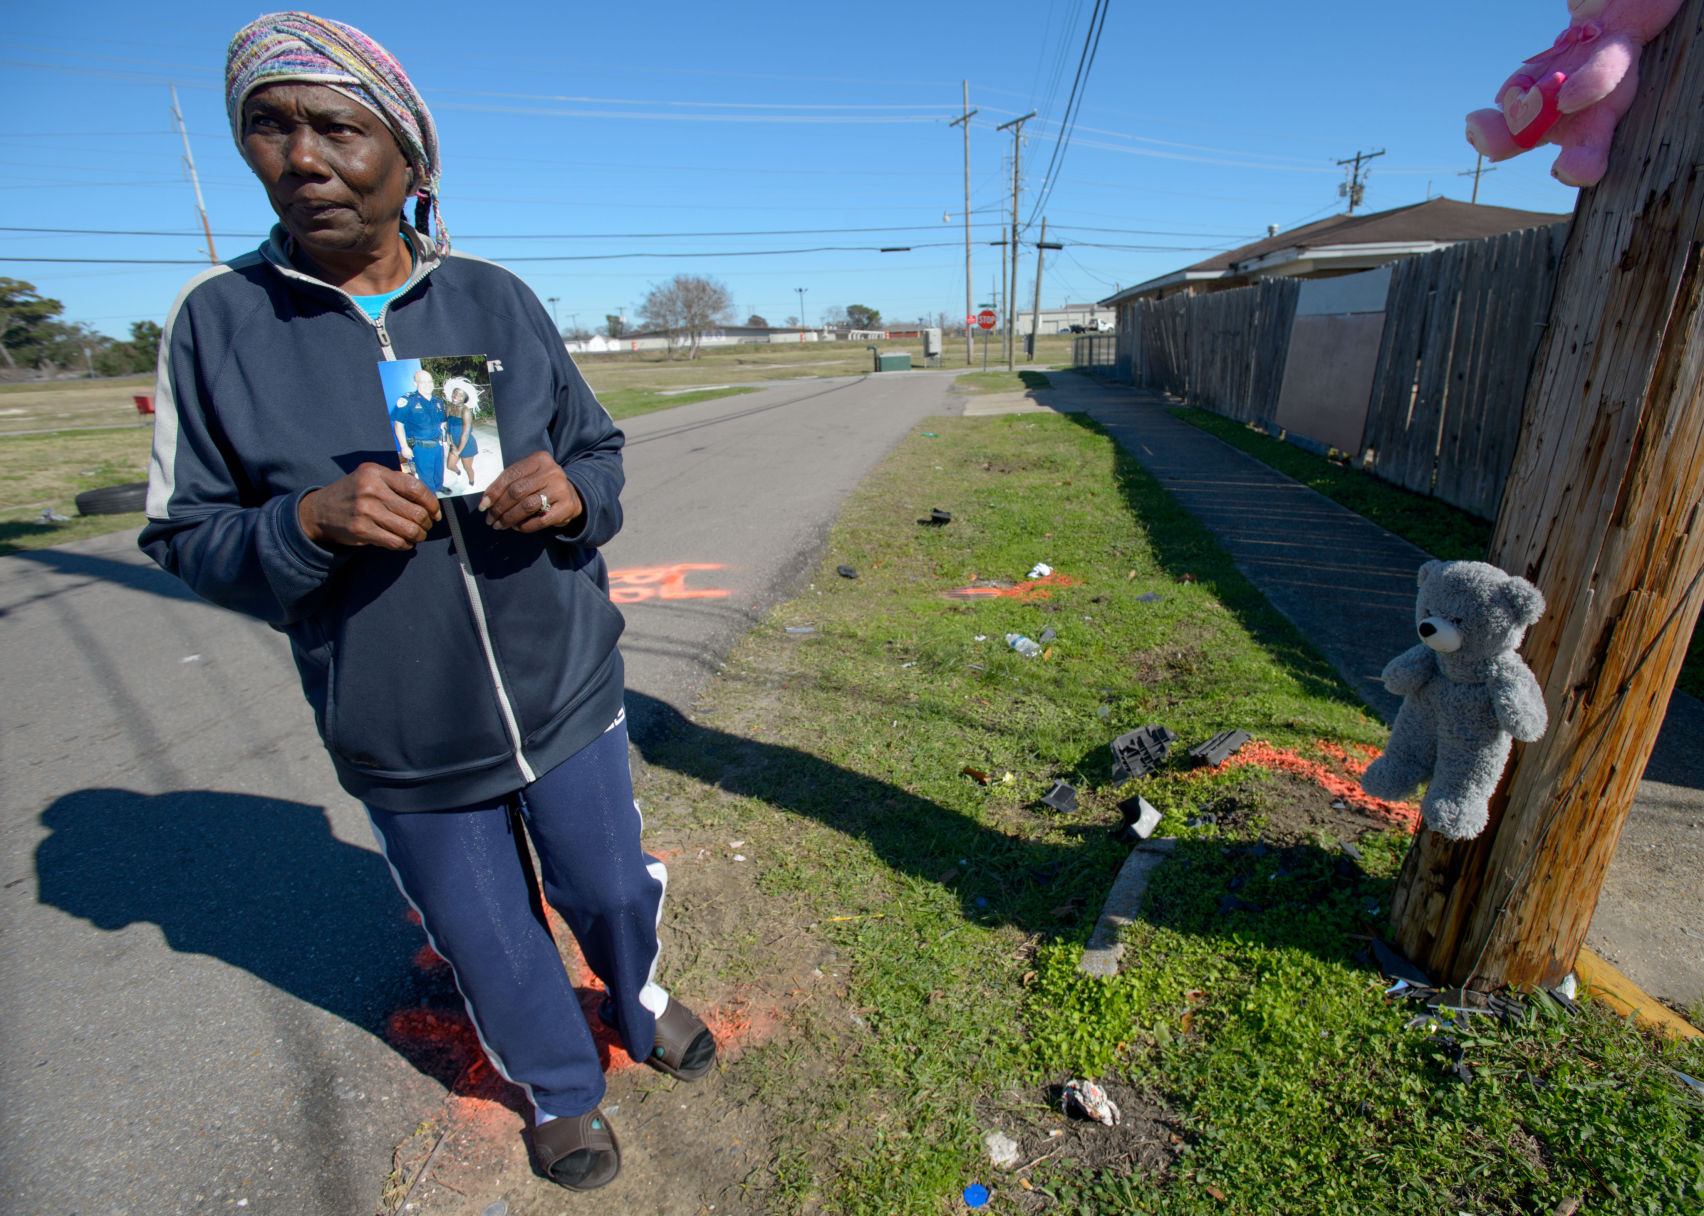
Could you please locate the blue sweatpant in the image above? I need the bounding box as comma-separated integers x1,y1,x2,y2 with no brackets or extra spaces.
367,715,669,1119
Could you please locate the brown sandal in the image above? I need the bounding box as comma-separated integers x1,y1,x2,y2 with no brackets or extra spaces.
601,998,717,1081
530,1108,620,1191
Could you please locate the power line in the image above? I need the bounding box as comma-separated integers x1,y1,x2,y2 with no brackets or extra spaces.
1025,0,1110,229
1,222,1008,240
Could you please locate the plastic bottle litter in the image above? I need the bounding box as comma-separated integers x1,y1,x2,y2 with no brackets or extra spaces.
1006,633,1042,658
1027,562,1053,579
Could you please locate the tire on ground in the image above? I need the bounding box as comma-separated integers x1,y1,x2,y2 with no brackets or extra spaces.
74,482,149,516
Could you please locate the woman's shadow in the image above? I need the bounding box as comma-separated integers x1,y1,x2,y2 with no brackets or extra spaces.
32,787,513,1105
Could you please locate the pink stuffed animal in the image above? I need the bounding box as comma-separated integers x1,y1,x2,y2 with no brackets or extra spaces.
1466,0,1685,186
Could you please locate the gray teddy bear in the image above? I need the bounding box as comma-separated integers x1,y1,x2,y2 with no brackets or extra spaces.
1360,560,1549,841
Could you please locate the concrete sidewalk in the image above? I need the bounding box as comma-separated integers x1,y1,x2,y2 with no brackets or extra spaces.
1036,372,1703,1012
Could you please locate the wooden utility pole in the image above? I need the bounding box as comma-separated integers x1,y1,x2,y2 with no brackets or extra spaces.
1028,218,1060,364
951,82,978,366
1458,153,1495,205
998,111,1034,371
1336,147,1384,215
170,85,217,265
1390,0,1704,991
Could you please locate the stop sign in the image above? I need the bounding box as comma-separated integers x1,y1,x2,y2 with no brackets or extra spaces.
977,309,997,330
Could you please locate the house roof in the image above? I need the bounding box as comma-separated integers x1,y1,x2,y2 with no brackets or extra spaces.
1101,198,1570,305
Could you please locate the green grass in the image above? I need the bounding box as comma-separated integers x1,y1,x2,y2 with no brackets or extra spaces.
953,370,1052,395
597,383,759,420
635,411,1703,1214
1169,406,1493,562
0,426,153,554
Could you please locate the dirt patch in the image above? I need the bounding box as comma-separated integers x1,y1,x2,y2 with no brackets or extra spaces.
377,789,843,1216
977,1080,1184,1208
1196,766,1403,847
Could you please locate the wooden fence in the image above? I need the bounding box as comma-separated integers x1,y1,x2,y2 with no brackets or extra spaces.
1362,224,1567,518
1128,279,1301,424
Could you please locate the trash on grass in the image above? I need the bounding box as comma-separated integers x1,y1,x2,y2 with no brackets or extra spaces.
1116,795,1164,841
961,766,990,785
1189,729,1252,767
983,1131,1020,1169
1135,591,1162,604
1097,703,1111,719
38,507,71,523
1027,562,1053,579
920,508,953,526
1339,839,1363,862
1038,626,1058,645
1371,938,1434,990
1006,633,1042,658
836,564,858,579
1185,812,1216,829
963,1183,990,1209
785,625,816,634
1110,723,1179,782
1041,780,1078,813
1061,1078,1121,1127
1666,1069,1704,1097
1556,973,1578,1001
922,431,939,437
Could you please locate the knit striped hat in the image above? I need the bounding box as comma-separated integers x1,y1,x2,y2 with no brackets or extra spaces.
225,12,447,252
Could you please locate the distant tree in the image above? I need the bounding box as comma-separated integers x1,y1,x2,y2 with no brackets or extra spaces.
0,278,65,369
845,304,882,330
745,313,769,328
820,304,848,328
604,314,628,339
561,326,593,342
96,319,161,376
784,315,799,327
639,274,733,360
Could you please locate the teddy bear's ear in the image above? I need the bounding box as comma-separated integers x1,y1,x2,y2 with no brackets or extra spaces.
1417,560,1444,588
1501,576,1546,626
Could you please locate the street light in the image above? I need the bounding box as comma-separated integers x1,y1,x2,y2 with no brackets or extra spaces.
547,296,559,329
795,287,808,329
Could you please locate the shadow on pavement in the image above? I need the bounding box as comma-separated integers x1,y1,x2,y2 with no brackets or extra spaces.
31,788,504,1101
5,545,202,606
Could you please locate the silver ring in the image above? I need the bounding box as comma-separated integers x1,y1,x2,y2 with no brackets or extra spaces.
536,492,550,515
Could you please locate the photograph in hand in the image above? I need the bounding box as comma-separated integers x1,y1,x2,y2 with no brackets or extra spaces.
378,355,505,498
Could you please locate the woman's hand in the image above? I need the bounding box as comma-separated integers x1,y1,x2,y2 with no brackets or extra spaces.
478,450,583,533
299,463,441,550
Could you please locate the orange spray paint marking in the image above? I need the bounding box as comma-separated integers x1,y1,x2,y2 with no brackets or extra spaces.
1224,739,1420,831
608,563,731,604
413,943,448,973
943,572,1082,601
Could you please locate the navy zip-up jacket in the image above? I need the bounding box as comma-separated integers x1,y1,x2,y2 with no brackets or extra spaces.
140,225,627,812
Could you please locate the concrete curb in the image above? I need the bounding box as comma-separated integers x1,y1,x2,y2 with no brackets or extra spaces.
1079,838,1177,977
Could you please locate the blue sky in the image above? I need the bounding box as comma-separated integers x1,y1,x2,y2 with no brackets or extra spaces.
2,0,1581,340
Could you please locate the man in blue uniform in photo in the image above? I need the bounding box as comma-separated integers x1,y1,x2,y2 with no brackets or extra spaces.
392,368,448,493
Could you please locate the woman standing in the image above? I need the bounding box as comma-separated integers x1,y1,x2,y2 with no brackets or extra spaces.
140,13,711,1191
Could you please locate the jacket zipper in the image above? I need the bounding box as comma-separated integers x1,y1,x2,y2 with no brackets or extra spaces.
355,258,536,785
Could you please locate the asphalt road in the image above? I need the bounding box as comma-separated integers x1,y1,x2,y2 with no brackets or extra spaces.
0,370,964,1215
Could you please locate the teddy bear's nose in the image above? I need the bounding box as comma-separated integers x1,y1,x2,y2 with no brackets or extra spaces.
1418,621,1436,638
